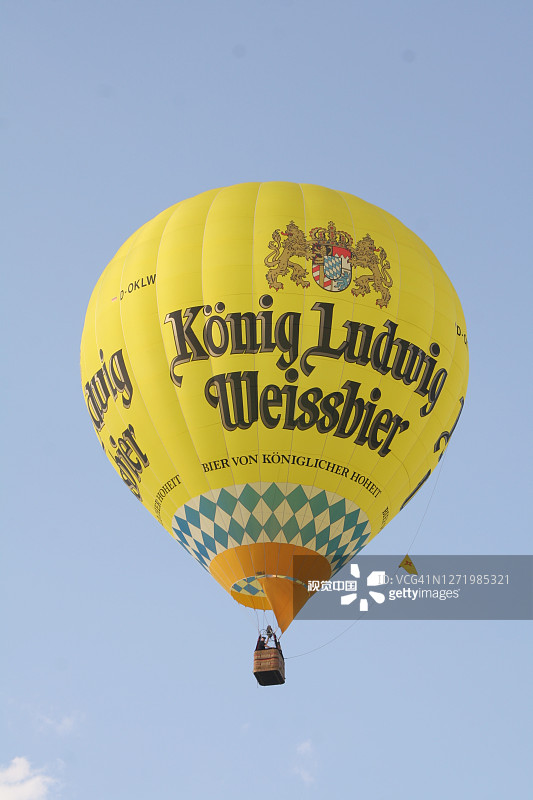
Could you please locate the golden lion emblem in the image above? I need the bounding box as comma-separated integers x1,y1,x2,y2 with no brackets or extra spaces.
265,221,393,307
264,221,311,291
351,233,393,308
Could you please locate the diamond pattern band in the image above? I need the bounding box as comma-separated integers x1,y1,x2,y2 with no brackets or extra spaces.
171,482,371,592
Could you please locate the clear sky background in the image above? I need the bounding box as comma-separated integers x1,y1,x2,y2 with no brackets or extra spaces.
1,1,532,798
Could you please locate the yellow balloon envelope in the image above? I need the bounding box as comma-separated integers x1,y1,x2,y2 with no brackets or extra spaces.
80,183,468,631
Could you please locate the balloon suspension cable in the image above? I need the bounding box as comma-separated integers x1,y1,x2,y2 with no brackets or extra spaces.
285,453,448,660
405,448,448,553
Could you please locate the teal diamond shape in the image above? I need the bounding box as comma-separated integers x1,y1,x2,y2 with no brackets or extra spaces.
202,532,217,554
245,512,262,541
326,533,343,556
173,527,186,545
286,486,308,513
263,483,285,511
184,506,201,530
217,489,237,515
264,513,281,540
199,496,217,520
194,542,209,559
172,519,190,541
309,490,328,517
330,543,349,564
352,532,369,549
328,500,346,525
213,524,228,548
281,515,299,542
300,520,317,546
228,518,244,544
238,485,261,512
315,527,331,551
352,520,369,540
343,509,361,532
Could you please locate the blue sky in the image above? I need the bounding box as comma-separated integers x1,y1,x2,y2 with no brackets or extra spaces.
1,1,532,797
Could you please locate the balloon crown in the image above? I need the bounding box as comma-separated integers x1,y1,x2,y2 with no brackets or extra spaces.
308,220,354,249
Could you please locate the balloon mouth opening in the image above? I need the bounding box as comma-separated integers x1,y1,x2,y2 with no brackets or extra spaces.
231,574,308,599
229,573,319,632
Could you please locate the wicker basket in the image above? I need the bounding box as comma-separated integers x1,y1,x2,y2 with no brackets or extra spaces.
253,648,286,686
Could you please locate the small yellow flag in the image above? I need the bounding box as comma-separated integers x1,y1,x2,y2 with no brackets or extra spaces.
399,555,418,574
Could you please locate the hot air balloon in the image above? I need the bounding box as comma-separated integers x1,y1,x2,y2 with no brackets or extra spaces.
80,182,468,679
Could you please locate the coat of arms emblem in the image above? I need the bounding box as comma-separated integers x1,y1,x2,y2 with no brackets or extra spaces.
309,221,354,292
265,220,393,307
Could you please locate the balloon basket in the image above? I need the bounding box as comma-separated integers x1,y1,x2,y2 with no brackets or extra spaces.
253,648,286,686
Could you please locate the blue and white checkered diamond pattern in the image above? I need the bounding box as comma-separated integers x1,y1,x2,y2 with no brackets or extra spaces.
171,483,371,584
324,254,343,279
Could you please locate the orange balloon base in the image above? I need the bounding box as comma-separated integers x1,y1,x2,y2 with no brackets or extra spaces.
209,542,331,631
